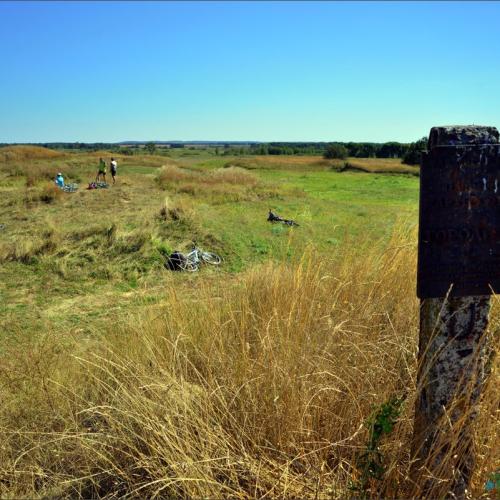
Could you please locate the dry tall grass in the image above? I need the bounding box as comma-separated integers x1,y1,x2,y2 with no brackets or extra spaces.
0,225,498,498
156,163,198,186
156,165,258,188
208,167,259,187
156,164,278,203
0,145,64,163
0,217,160,283
157,196,196,223
0,225,60,264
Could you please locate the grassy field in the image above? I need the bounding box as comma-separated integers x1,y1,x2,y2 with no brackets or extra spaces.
0,148,419,328
0,146,498,498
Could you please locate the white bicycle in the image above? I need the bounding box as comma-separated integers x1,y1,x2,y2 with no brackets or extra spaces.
167,245,222,272
62,183,79,193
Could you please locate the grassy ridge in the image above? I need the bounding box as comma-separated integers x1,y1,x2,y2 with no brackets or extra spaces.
0,145,64,162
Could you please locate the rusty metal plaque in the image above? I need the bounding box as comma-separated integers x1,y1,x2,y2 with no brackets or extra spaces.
417,144,500,298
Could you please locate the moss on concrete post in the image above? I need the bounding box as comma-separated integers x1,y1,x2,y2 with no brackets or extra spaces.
412,126,497,498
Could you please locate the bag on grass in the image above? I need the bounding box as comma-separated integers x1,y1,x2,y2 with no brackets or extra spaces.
165,251,187,271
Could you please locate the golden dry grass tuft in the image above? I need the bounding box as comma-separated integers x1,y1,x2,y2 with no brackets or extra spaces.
156,164,259,189
156,164,279,204
157,196,196,224
1,225,497,498
156,163,197,187
208,166,259,186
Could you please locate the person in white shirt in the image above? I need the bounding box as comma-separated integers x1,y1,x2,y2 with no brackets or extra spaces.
110,158,117,184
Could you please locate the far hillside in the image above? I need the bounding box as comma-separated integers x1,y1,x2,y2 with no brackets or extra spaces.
0,145,65,162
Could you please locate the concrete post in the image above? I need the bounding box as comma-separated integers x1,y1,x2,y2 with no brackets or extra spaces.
412,126,499,498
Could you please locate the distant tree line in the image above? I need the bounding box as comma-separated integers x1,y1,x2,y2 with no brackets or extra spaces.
239,139,428,164
3,137,428,165
208,141,418,158
40,142,118,151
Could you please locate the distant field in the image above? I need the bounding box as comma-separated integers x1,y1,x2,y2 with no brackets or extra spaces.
333,156,420,174
216,155,419,174
0,146,497,499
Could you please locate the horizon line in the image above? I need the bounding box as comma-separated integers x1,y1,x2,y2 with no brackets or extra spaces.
1,138,418,145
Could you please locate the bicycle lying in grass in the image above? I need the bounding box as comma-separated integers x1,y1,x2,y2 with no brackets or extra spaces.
62,183,79,193
87,181,109,190
267,209,299,227
165,245,222,272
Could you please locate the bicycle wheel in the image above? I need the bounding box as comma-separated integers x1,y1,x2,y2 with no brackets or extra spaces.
201,252,222,265
180,260,199,272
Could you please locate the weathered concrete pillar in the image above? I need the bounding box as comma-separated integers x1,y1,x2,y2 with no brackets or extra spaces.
412,126,499,498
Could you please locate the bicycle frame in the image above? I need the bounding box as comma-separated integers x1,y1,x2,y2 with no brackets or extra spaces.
185,248,201,265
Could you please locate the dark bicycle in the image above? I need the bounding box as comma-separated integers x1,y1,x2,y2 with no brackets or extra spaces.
267,209,299,227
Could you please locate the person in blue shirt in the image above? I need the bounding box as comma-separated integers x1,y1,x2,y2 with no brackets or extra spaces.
55,172,65,188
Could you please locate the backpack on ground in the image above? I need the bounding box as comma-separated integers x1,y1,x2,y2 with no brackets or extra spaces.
165,251,187,271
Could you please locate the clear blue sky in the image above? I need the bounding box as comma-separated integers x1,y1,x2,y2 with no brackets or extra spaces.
1,1,500,143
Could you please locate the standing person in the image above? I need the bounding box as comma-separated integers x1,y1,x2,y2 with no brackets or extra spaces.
110,158,117,184
96,158,106,182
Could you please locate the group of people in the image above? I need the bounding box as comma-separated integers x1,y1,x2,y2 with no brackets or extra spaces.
54,157,118,190
96,157,118,184
55,158,118,189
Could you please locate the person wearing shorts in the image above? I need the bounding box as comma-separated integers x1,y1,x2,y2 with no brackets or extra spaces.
96,158,106,182
110,158,117,184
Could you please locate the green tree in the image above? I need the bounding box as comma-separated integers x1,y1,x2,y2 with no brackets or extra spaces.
402,137,427,165
145,142,156,155
323,143,348,160
377,142,405,158
355,143,377,158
